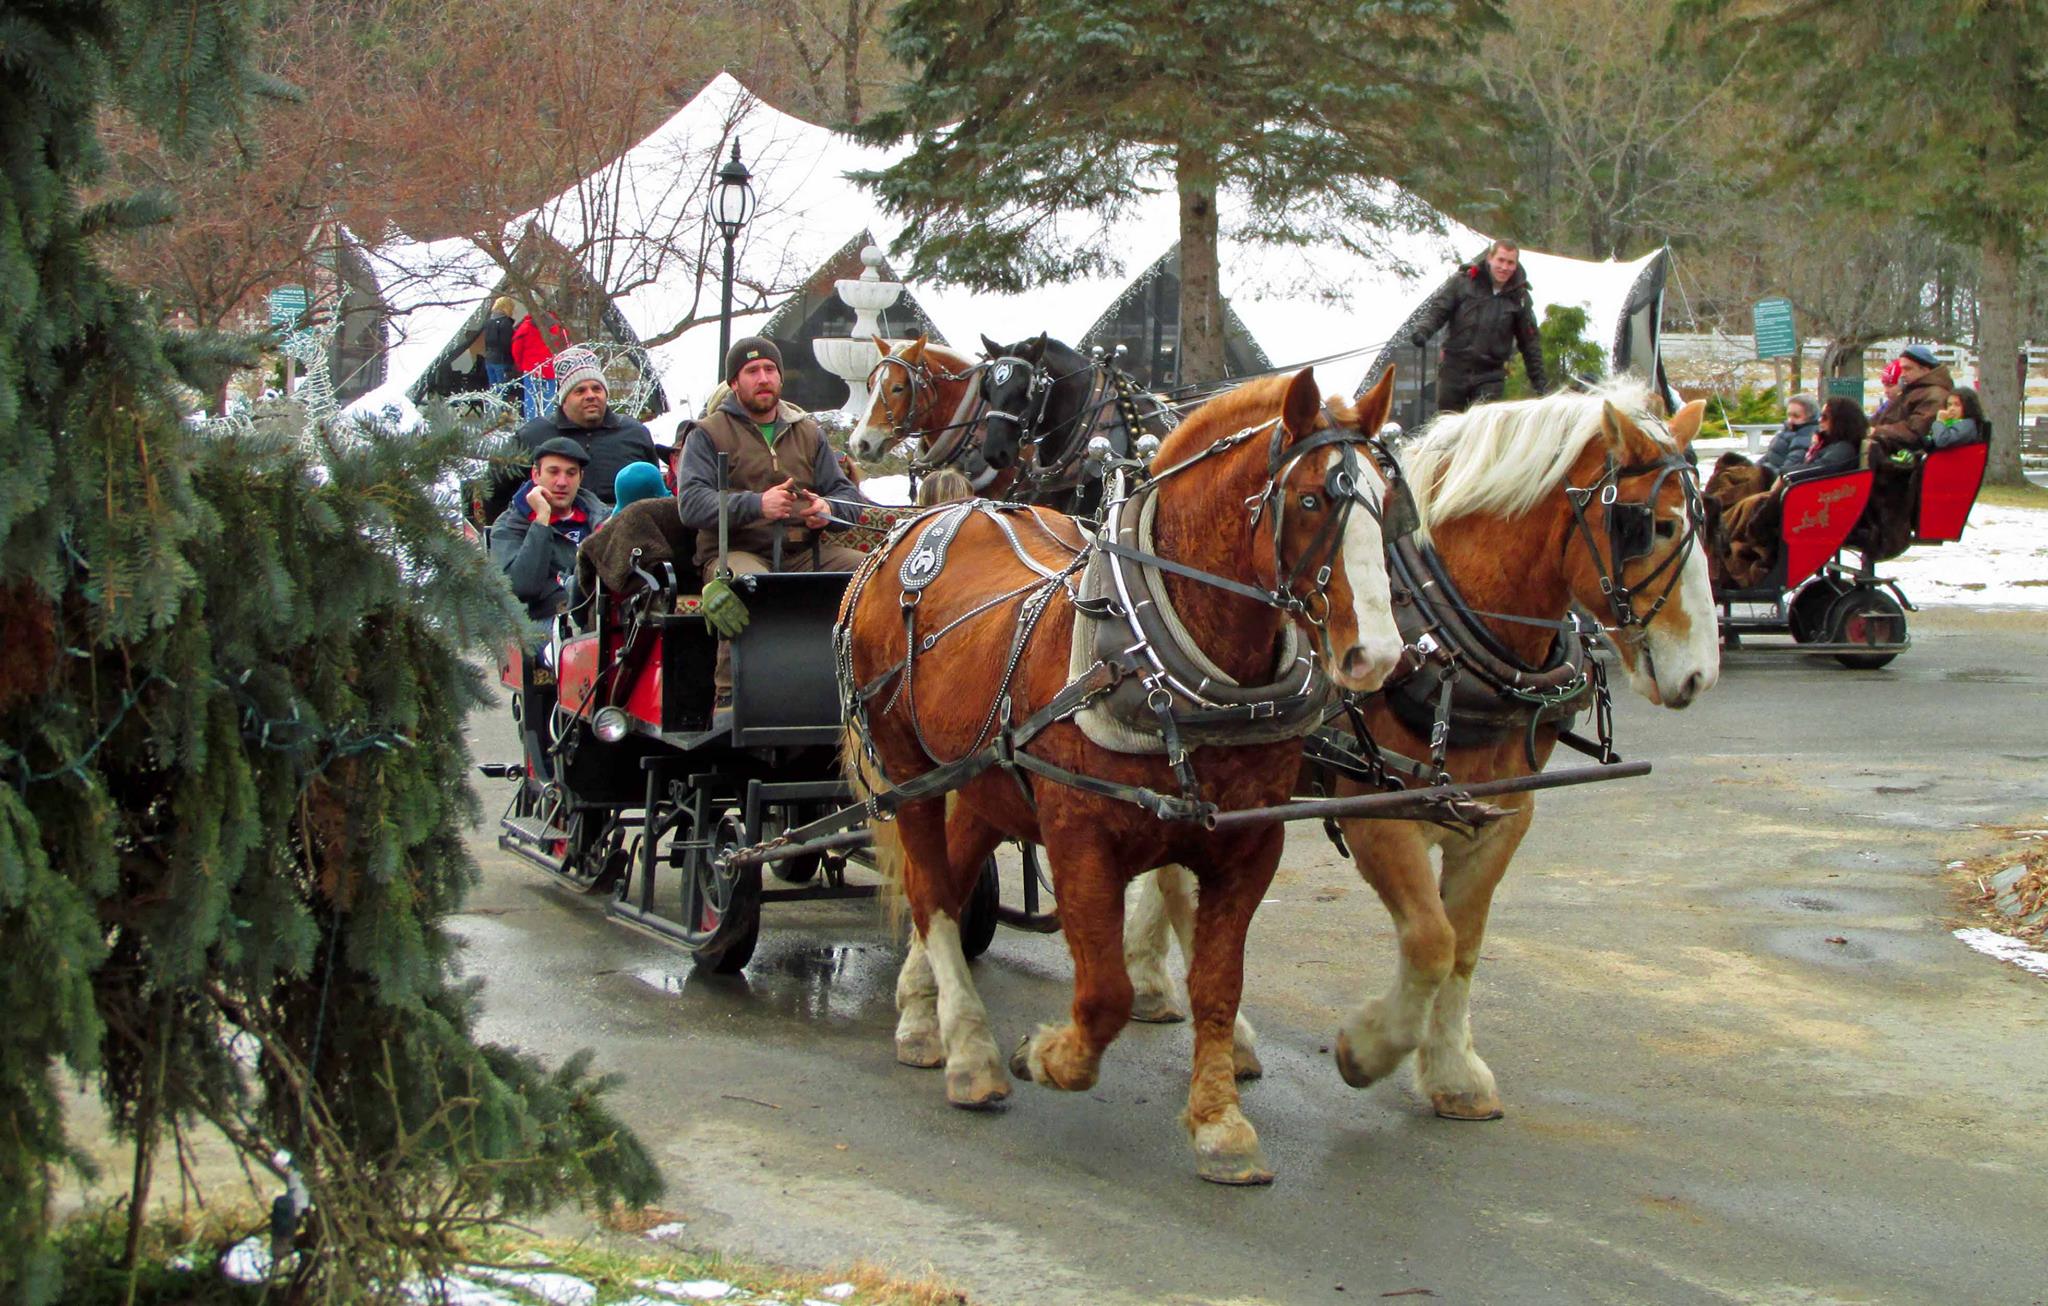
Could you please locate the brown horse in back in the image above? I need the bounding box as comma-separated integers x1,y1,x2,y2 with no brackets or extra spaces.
839,369,1402,1183
1129,384,1722,1118
845,336,1010,491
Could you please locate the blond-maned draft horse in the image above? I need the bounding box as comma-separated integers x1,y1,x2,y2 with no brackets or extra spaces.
1127,383,1721,1119
846,336,1006,488
839,369,1404,1184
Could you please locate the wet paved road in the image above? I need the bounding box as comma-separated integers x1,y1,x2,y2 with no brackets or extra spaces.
458,606,2048,1306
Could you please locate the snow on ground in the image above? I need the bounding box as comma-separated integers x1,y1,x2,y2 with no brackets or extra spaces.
1880,505,2048,608
1955,927,2048,979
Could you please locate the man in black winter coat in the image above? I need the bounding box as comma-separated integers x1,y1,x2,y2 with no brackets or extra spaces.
483,345,660,522
1408,240,1548,415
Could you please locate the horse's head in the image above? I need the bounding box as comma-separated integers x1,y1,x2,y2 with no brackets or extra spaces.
1560,398,1720,709
849,334,930,463
977,333,1049,473
1278,368,1404,692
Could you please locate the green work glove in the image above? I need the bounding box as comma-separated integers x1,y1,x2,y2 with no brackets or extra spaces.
699,573,750,638
1888,447,1918,467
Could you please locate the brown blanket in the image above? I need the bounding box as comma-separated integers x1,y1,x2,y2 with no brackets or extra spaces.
576,498,694,601
1703,453,1780,590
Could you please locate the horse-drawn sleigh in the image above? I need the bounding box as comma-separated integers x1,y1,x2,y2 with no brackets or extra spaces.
481,340,1720,1182
1708,433,1992,668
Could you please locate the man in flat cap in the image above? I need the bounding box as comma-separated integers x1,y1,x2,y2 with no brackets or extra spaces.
486,344,661,521
676,336,873,703
490,436,610,620
1868,343,1956,459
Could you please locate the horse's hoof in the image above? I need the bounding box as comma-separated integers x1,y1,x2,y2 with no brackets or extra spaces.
1333,1030,1376,1088
945,1063,1010,1110
1431,1091,1504,1121
1233,1044,1265,1081
1196,1152,1275,1185
1008,1034,1037,1082
1128,990,1187,1024
894,1029,944,1068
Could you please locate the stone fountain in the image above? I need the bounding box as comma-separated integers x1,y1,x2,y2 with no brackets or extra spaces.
812,244,905,414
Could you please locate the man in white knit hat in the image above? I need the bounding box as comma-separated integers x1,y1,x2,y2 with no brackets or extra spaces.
487,344,660,519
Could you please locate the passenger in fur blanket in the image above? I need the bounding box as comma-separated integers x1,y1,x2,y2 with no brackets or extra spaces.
1703,452,1779,590
1705,397,1870,590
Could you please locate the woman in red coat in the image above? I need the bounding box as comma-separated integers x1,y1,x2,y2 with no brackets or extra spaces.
510,310,569,420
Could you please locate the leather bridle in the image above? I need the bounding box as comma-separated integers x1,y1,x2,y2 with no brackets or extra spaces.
1564,448,1704,644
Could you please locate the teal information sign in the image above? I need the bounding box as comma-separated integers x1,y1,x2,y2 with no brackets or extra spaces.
1825,376,1864,401
1752,297,1797,360
268,285,311,347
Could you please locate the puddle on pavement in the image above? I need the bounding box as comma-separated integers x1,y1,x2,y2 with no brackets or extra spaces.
1759,925,1951,970
630,941,900,1024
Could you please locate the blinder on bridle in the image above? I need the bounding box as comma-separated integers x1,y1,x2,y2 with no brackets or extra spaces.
978,353,1049,458
1565,444,1704,640
1250,404,1413,619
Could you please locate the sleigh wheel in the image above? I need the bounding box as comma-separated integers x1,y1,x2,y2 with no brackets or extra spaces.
1827,588,1905,670
680,812,761,974
959,854,1001,961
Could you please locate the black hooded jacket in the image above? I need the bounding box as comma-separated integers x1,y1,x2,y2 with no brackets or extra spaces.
1409,258,1548,391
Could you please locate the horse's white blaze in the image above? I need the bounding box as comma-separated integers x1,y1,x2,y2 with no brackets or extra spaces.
1634,535,1720,708
1334,483,1403,692
848,383,892,462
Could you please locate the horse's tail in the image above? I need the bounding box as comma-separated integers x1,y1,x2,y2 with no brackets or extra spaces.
840,721,908,932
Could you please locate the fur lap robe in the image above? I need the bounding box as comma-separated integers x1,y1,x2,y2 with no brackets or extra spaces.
1704,453,1779,590
577,499,696,600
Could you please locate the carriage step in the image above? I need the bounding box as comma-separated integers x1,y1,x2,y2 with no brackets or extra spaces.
502,814,571,847
478,762,525,780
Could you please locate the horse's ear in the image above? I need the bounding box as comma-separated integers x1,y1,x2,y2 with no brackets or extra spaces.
1281,367,1321,440
873,334,891,357
980,333,1004,359
1598,401,1636,454
1023,334,1047,363
906,333,928,359
1353,366,1395,438
1666,399,1707,450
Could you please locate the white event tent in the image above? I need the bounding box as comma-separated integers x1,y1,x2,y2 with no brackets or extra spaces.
342,73,1670,437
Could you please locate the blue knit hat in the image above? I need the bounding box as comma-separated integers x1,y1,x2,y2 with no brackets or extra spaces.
613,461,670,507
1898,343,1939,368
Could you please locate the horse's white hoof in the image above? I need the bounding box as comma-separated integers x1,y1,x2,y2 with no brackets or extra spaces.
1430,1090,1503,1121
945,1061,1011,1109
895,1028,944,1068
1129,987,1187,1023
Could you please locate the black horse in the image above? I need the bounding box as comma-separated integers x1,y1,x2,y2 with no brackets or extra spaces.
975,333,1177,517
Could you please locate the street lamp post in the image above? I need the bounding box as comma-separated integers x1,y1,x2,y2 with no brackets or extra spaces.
713,139,756,386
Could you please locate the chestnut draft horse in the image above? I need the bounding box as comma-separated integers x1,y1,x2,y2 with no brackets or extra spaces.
1128,384,1721,1118
845,336,1005,489
839,369,1403,1184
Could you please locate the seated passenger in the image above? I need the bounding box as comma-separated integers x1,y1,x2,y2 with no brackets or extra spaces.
675,337,873,705
1868,343,1954,460
490,437,609,621
1780,396,1866,483
1756,393,1819,479
1927,386,1985,449
914,467,976,507
612,460,672,510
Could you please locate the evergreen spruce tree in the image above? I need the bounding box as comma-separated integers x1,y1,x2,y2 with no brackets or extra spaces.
1,3,657,1300
853,0,1509,384
1504,304,1607,398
